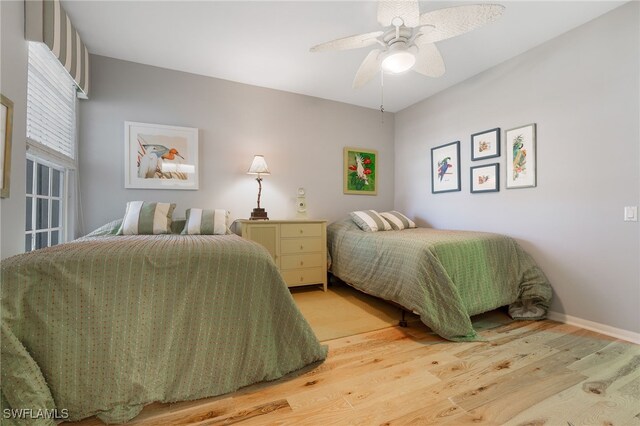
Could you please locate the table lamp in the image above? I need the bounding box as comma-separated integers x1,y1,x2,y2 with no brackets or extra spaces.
247,155,270,220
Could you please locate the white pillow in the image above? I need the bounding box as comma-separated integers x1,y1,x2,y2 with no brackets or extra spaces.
380,211,417,230
117,201,176,235
181,209,230,235
349,210,391,232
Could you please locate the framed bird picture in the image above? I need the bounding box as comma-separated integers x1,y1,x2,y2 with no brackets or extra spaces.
470,163,500,193
124,121,199,190
505,123,536,189
431,141,461,194
343,147,377,195
471,127,500,161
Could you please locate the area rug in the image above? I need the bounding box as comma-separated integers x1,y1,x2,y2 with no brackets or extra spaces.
290,282,417,341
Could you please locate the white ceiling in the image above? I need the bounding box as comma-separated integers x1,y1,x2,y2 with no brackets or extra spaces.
63,1,626,112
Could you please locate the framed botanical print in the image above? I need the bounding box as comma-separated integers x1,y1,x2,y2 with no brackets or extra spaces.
343,147,377,195
470,163,499,193
431,141,461,193
1,94,13,198
471,127,500,161
505,123,536,189
124,121,199,190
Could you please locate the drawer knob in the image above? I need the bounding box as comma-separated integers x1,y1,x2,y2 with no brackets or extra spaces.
299,276,304,282
300,261,304,266
299,229,303,234
300,245,304,250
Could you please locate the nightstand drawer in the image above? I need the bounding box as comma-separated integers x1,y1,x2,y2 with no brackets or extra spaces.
237,219,327,291
280,253,324,270
280,223,323,238
281,238,323,254
282,267,326,287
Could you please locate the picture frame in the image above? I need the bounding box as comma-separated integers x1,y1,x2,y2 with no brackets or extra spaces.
471,127,500,161
431,141,461,193
343,147,377,195
124,121,199,190
470,163,500,193
1,94,14,199
505,123,536,189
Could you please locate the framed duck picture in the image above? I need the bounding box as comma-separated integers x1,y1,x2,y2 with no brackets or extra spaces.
124,121,199,190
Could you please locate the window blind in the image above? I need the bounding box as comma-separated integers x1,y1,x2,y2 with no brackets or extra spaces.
27,42,76,162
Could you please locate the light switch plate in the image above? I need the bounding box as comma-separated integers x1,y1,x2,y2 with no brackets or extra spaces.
624,206,638,222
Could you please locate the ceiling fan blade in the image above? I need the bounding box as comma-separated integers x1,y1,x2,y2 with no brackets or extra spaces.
310,31,383,52
377,0,420,28
353,49,382,89
413,43,445,78
417,4,505,44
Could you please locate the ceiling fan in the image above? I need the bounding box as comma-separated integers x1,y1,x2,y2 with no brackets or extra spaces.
310,1,505,88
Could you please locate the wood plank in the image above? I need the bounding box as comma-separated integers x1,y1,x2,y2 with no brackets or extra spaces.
503,339,640,426
287,353,446,410
66,319,640,426
451,364,586,424
374,397,473,425
504,374,640,426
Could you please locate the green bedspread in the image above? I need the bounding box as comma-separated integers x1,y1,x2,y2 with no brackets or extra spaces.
1,233,327,424
328,219,552,342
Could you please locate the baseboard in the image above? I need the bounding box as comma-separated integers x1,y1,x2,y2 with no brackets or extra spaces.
547,311,640,345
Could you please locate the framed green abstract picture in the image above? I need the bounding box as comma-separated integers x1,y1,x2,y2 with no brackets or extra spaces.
343,147,377,195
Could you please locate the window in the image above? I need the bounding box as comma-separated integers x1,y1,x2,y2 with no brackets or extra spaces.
25,157,65,251
25,42,77,252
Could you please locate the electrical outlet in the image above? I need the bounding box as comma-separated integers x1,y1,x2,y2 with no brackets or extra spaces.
624,206,638,222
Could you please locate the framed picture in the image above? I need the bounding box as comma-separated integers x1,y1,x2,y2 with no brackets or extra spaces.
1,94,14,199
343,147,377,195
505,123,536,189
124,121,199,190
470,163,499,193
431,141,461,193
471,127,500,161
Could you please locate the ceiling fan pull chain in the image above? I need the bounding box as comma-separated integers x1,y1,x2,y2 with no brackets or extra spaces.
380,71,385,123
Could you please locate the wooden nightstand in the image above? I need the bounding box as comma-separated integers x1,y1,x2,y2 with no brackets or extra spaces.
237,220,328,292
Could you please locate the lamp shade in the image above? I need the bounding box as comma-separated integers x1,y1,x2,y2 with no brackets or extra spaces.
247,155,270,175
381,50,416,74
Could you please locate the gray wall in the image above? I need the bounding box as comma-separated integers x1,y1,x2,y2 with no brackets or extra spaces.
0,1,29,259
394,2,639,333
79,55,394,233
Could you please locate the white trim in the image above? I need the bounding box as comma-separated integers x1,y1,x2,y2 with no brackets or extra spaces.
547,311,640,345
27,138,75,170
25,155,67,251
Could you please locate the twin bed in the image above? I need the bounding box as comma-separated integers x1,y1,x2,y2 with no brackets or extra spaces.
1,221,326,424
327,218,552,342
1,216,552,424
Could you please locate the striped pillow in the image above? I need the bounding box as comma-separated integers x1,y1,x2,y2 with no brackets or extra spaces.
380,211,417,230
117,201,176,235
349,210,391,232
181,208,230,235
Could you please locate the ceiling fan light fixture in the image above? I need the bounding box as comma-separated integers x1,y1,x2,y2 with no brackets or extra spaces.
381,50,416,74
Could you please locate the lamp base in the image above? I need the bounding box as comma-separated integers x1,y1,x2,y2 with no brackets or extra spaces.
250,208,269,220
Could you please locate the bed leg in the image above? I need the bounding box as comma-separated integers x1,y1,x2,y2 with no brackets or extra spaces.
398,309,408,328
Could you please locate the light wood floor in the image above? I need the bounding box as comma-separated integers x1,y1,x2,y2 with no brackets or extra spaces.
72,312,640,425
